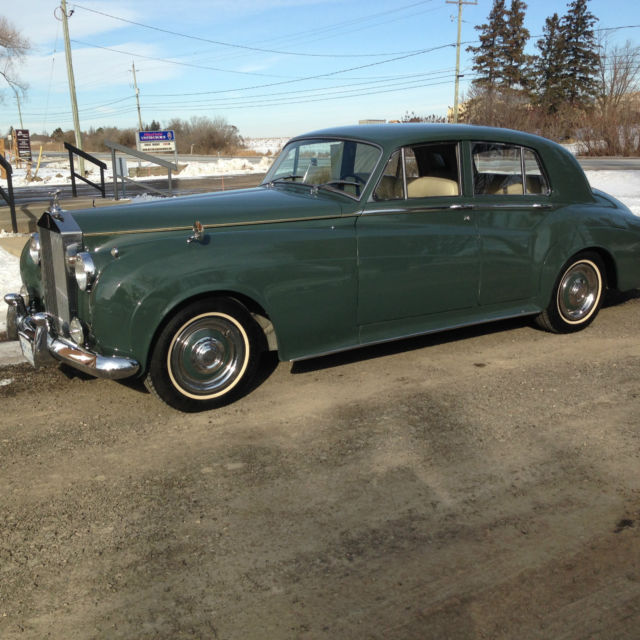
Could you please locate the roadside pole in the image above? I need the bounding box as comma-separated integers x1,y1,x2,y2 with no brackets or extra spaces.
58,0,85,175
446,0,477,123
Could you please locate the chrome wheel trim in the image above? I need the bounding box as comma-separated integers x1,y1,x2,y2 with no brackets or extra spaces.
167,312,250,400
557,259,602,324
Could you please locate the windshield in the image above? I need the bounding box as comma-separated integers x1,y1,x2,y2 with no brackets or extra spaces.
263,138,381,199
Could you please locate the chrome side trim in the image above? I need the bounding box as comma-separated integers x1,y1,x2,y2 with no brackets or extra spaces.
83,213,359,238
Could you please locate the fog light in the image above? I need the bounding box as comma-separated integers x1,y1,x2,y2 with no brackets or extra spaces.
69,317,85,346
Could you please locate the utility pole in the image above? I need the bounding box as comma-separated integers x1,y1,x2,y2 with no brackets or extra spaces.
131,62,144,132
9,84,24,129
446,0,477,123
57,0,84,174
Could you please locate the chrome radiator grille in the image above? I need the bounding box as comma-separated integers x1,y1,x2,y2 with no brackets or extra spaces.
37,211,83,334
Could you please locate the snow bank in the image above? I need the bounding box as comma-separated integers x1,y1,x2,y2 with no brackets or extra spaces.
245,137,288,155
1,156,275,189
0,246,22,334
585,170,640,216
179,156,273,178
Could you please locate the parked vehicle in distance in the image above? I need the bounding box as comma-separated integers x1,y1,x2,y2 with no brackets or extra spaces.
6,124,640,411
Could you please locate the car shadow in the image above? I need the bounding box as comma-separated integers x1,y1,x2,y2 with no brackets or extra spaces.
291,288,640,375
603,288,640,308
291,315,534,375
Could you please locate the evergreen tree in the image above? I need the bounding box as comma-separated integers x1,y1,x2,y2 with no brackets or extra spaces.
561,0,599,108
502,0,531,89
467,0,507,90
535,13,566,112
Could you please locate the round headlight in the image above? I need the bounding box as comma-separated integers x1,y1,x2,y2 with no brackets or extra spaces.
29,233,41,264
74,252,96,291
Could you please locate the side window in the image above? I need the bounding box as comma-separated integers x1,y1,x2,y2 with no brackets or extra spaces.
473,143,550,196
407,143,459,198
373,142,460,201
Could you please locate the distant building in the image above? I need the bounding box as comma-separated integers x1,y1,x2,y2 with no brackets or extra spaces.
358,119,386,125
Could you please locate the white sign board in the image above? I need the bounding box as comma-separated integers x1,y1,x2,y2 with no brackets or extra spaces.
137,130,176,153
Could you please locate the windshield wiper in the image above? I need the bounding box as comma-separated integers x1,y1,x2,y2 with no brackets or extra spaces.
269,174,303,185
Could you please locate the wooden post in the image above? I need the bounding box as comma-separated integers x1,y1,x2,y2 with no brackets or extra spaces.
0,139,5,179
11,134,20,168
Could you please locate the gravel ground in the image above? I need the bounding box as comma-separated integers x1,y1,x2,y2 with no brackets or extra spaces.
1,293,639,639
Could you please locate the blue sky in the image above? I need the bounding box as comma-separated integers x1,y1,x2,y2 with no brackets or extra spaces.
2,0,639,139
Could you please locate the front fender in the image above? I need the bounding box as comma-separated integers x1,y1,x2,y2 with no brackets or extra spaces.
88,233,272,369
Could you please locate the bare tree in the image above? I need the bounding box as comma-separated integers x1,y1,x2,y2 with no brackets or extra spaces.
0,16,30,97
596,37,640,113
581,38,640,156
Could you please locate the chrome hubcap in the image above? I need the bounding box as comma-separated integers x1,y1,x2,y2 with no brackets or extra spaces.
192,337,225,373
168,313,248,398
557,261,601,322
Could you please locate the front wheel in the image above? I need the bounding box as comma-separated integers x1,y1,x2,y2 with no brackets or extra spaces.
536,252,605,333
145,298,263,411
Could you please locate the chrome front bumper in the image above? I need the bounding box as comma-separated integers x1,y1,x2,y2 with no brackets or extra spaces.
4,293,140,380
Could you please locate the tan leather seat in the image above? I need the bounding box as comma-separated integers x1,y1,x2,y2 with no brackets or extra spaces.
374,175,403,200
504,182,524,194
407,176,459,198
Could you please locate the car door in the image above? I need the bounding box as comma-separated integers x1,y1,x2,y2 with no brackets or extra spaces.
356,142,480,326
470,142,554,306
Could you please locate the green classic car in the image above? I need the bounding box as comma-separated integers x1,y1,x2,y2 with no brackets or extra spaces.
5,124,640,410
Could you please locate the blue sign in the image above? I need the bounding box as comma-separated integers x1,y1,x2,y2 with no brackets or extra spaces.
138,130,175,143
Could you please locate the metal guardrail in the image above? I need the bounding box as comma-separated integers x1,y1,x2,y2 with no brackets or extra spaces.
0,154,17,233
104,140,178,200
64,142,107,198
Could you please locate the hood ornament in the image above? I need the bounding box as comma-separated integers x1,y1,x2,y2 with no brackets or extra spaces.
187,220,205,244
48,189,63,220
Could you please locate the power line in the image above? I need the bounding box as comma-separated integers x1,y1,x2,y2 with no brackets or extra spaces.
71,2,438,59
69,40,299,79
69,38,457,95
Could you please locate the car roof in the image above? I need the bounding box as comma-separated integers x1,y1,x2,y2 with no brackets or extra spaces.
292,123,549,149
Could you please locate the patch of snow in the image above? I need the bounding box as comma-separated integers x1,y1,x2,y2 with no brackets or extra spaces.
128,194,174,202
179,157,273,178
0,155,275,189
0,246,22,334
245,137,289,155
585,170,640,216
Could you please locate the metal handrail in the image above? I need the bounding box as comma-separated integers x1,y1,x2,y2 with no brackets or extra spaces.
104,140,178,200
0,154,17,233
64,142,107,198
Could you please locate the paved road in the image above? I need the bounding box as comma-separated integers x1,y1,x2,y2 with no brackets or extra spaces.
578,157,640,171
1,293,639,639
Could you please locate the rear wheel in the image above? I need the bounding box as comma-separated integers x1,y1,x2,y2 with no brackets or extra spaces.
536,252,605,333
145,298,263,411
